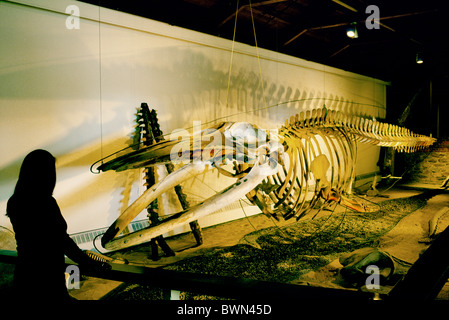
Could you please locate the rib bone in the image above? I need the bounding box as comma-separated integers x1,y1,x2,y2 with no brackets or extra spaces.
103,155,279,250
101,162,208,248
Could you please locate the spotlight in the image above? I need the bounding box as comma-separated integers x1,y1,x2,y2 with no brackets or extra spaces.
346,22,358,38
416,53,424,64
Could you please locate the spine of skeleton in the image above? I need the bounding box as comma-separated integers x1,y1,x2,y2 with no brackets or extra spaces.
280,107,435,152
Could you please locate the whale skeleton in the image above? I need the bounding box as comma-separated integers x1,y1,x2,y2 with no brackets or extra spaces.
95,107,435,251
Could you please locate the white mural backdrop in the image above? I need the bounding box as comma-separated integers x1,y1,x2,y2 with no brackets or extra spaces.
0,0,388,248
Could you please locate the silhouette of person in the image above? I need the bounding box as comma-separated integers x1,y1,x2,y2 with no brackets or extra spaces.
6,149,108,301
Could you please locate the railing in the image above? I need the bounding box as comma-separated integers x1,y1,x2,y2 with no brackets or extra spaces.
0,249,373,300
1,224,448,301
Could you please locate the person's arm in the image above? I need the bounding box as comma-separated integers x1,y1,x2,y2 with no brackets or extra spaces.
63,234,91,264
63,234,111,272
53,198,110,271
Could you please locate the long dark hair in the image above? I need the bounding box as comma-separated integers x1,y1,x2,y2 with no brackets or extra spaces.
11,149,56,199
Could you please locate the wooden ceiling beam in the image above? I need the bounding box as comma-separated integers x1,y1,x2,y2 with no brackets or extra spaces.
331,0,358,12
251,0,289,7
284,9,436,46
327,44,351,59
218,0,288,28
249,7,291,27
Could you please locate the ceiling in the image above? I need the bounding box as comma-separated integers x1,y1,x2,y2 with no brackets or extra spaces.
78,0,449,136
78,0,449,81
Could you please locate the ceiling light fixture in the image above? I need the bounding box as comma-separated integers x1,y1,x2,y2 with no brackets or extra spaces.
416,52,424,64
346,22,358,38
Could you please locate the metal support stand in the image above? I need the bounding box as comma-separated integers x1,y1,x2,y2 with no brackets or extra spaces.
136,103,203,260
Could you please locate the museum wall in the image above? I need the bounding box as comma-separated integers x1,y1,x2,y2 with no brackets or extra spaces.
0,0,388,248
397,140,449,187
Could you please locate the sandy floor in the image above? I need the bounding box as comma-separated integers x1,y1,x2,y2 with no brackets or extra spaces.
293,190,449,299
68,187,449,300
